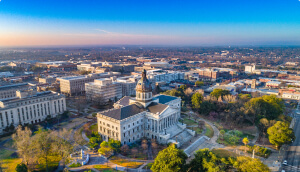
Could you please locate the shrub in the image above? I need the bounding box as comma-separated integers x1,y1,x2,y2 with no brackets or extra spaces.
69,162,82,167
246,145,271,158
92,113,97,117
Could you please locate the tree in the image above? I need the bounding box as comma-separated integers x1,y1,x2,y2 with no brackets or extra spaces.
233,156,270,172
219,130,225,140
267,121,295,149
180,85,187,90
210,89,230,99
74,96,86,115
131,148,138,158
242,138,249,152
98,141,113,157
12,126,34,165
195,81,204,87
188,148,226,172
151,144,187,172
244,95,284,122
16,163,28,172
191,92,203,109
89,137,101,149
108,139,121,153
120,144,129,155
32,128,55,172
141,142,148,153
199,101,216,115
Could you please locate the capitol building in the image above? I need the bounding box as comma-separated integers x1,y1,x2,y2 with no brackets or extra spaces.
97,70,194,147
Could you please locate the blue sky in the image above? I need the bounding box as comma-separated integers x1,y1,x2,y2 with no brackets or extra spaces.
0,0,300,46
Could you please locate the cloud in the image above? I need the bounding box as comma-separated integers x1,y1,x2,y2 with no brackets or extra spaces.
94,29,112,34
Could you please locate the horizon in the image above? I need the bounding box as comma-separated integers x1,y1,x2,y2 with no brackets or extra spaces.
0,0,300,46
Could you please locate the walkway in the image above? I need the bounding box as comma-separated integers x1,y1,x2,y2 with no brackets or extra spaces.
68,152,152,172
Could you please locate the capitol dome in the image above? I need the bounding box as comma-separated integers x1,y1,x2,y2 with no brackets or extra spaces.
136,69,153,102
136,69,152,92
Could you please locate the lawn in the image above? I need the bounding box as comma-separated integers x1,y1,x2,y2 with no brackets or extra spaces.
89,124,98,133
181,118,198,126
127,151,148,160
3,139,15,149
94,165,121,172
109,156,143,168
142,163,153,170
0,149,22,172
205,123,214,138
188,127,203,134
211,148,239,158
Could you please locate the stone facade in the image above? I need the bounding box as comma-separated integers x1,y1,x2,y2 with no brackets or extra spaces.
97,70,194,147
0,90,66,135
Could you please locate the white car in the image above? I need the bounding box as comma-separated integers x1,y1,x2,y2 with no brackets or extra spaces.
281,170,285,172
282,160,288,166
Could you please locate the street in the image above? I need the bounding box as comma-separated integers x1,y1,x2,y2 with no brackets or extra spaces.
282,117,300,172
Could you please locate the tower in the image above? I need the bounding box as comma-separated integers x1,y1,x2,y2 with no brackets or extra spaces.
136,69,153,103
251,79,256,89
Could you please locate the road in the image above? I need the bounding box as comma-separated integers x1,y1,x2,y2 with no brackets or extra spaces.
282,116,300,172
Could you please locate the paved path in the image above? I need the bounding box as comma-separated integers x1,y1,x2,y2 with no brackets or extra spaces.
68,153,152,172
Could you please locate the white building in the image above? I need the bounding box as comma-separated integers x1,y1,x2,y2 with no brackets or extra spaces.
0,90,66,134
97,70,194,147
245,65,256,73
85,78,122,103
0,83,37,99
59,72,121,96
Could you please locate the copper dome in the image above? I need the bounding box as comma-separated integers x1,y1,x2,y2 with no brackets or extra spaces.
136,69,152,92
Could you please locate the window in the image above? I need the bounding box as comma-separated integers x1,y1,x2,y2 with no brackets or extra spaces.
128,125,130,128
116,127,118,130
124,127,125,130
133,122,134,126
124,133,125,137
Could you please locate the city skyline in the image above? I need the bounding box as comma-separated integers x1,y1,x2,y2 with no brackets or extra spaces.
0,0,300,47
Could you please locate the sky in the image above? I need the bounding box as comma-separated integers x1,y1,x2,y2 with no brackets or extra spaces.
0,0,300,47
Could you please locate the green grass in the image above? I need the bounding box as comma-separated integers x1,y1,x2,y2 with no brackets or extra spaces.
188,127,203,134
69,162,82,167
0,149,22,172
211,148,239,158
143,163,153,169
89,124,98,133
94,165,121,172
205,123,214,138
109,156,143,168
181,118,198,126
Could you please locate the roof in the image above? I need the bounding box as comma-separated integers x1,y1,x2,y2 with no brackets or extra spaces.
147,102,168,114
117,96,131,106
155,94,178,104
101,104,145,120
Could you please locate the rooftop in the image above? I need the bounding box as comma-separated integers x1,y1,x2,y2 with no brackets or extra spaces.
101,104,145,120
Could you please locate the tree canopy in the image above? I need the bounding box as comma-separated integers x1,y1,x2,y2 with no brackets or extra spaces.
233,156,270,172
151,144,187,172
267,121,295,148
210,89,230,98
191,92,204,109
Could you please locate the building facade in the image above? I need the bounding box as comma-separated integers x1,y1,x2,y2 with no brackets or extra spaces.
85,78,122,103
97,70,194,147
0,83,37,99
59,72,121,96
0,90,66,135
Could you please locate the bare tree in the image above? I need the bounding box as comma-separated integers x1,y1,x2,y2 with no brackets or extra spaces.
131,148,138,158
141,142,148,154
12,126,34,165
74,96,87,115
120,145,129,155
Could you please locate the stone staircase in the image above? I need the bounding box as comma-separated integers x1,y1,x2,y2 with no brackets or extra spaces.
184,136,210,157
165,124,184,138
